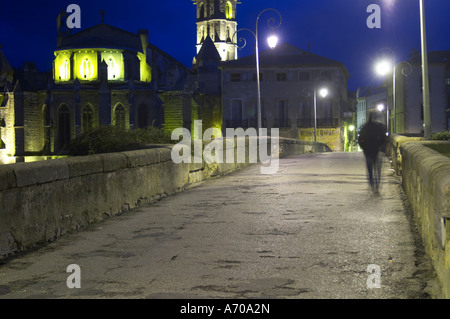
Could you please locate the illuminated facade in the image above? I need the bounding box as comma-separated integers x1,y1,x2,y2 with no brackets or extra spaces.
0,14,196,158
0,5,242,160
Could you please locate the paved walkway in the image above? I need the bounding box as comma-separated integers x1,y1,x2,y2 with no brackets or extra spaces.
0,152,437,299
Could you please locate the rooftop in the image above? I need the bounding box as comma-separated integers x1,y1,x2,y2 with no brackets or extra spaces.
57,23,145,53
220,43,349,77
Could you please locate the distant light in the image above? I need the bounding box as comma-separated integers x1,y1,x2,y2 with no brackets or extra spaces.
349,125,355,132
375,60,392,76
319,88,328,98
377,104,385,112
267,35,278,49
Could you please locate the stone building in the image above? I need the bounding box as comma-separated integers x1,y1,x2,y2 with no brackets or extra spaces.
220,43,350,151
383,50,450,135
0,46,16,157
190,0,242,135
1,13,199,158
356,86,388,130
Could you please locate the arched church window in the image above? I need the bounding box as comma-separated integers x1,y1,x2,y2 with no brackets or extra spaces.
106,57,118,80
199,4,205,19
138,103,148,128
115,104,126,131
199,26,206,42
80,58,94,79
82,105,94,133
226,2,233,19
59,59,70,81
58,104,71,150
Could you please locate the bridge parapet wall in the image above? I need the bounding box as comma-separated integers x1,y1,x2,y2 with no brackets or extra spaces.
400,141,450,298
0,138,330,259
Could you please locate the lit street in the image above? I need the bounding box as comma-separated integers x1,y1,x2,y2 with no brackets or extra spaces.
0,152,436,299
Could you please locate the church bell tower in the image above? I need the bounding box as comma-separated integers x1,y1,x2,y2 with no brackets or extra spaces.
192,0,240,62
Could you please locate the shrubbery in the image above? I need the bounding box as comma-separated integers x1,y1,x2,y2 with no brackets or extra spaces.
69,125,174,156
431,131,450,140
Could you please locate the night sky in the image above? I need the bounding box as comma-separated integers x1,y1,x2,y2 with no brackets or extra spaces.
1,0,449,91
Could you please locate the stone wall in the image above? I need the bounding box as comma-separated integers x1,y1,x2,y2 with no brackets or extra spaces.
397,140,450,298
0,138,330,259
386,134,424,176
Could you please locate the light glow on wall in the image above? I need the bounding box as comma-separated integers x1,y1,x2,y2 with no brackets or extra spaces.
138,52,152,82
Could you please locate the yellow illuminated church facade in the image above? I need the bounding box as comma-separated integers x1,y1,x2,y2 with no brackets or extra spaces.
0,3,238,159
1,12,200,157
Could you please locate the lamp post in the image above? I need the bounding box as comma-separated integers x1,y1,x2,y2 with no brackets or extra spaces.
233,9,282,130
375,50,412,134
313,86,329,142
419,0,431,139
375,52,395,134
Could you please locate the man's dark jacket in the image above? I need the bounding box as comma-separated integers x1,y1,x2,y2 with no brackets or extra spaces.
358,121,387,157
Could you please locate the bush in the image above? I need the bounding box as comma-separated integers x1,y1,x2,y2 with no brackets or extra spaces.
69,126,174,156
431,131,450,140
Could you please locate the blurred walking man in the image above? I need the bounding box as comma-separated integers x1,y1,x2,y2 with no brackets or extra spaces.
358,112,387,194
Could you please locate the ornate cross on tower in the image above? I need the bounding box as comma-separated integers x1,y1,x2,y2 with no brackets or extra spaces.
100,10,105,24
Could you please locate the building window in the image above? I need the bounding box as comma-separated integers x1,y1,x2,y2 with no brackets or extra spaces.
59,59,70,81
82,105,94,133
321,71,332,81
299,71,310,82
276,73,287,81
115,104,126,131
230,100,243,127
230,73,241,82
106,57,118,80
277,100,289,127
226,2,233,19
252,73,263,82
199,4,205,19
58,105,71,150
80,58,94,79
138,103,148,128
445,78,450,85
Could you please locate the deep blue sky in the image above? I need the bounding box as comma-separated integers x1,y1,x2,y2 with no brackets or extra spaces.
1,0,449,91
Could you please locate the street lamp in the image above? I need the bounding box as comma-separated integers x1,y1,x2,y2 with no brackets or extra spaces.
374,0,430,138
267,34,278,49
374,50,412,135
233,9,282,130
375,56,394,134
419,0,431,139
313,85,329,142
